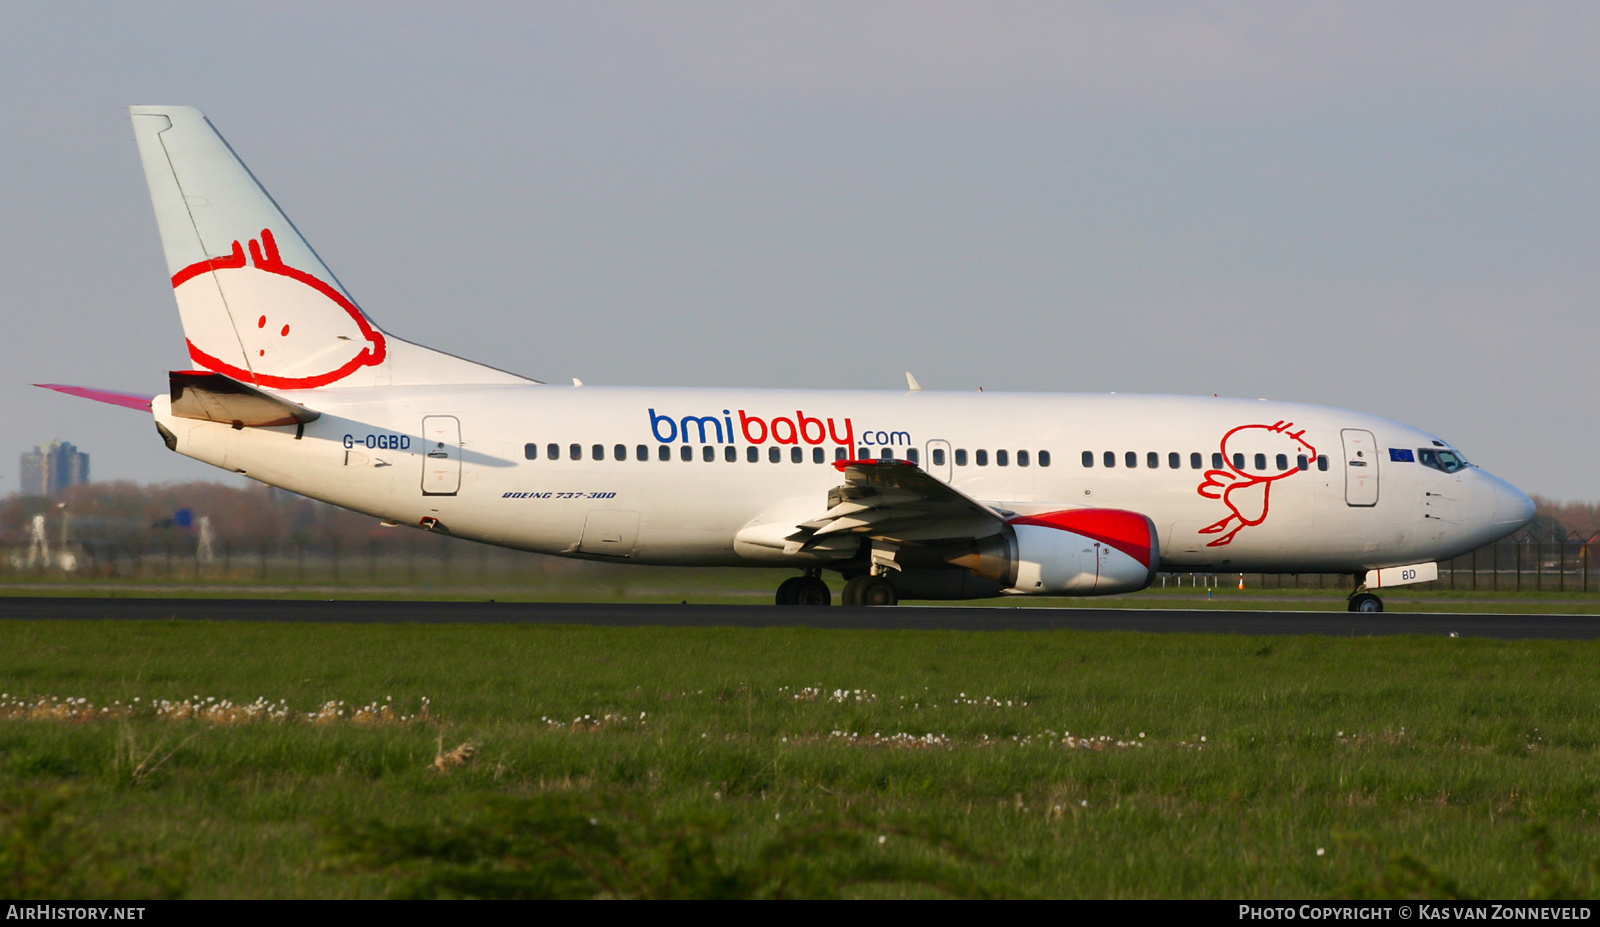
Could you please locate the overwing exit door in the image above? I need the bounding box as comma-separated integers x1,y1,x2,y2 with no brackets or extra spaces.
926,440,953,482
421,415,461,496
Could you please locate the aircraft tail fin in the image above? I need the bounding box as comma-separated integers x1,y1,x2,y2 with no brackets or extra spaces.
129,106,535,390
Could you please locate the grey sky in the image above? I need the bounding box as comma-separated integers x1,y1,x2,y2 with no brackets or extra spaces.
3,2,1597,499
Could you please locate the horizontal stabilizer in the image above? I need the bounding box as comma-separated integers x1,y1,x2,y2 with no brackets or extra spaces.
168,370,320,428
35,384,154,412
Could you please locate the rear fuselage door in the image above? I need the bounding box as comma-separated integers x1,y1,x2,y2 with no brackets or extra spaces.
579,510,641,557
1341,428,1378,507
421,415,462,496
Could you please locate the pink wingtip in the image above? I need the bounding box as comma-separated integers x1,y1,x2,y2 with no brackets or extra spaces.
35,384,153,412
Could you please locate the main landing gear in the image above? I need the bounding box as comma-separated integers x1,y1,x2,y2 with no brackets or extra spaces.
841,575,898,607
773,571,902,606
775,571,832,606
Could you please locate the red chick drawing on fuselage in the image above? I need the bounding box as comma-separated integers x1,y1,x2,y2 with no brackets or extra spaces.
1196,421,1317,547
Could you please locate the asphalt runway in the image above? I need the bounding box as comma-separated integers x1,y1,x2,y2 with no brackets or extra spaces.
0,597,1597,639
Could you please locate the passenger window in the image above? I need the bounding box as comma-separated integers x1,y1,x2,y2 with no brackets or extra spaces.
1083,451,1094,468
880,448,891,460
835,447,848,461
1276,453,1288,471
1125,451,1137,468
813,447,825,464
907,448,920,465
1147,452,1159,469
1038,450,1051,467
956,449,969,466
1254,453,1266,471
570,444,582,461
769,446,781,463
725,446,737,462
1212,452,1224,469
524,443,538,460
747,446,759,463
1297,455,1308,471
593,444,605,461
933,448,946,466
1233,453,1245,470
858,447,869,460
1104,451,1116,468
997,449,1009,467
637,445,648,462
548,443,560,461
680,445,693,462
1017,450,1029,467
1168,452,1180,469
703,446,715,462
615,444,626,461
1317,455,1329,471
976,450,989,467
792,447,804,463
1191,452,1202,469
658,445,671,462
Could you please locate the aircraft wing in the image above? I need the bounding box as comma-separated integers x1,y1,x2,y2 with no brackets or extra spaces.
782,458,1007,552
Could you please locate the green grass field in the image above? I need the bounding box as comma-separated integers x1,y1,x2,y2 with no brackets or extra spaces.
4,617,1600,898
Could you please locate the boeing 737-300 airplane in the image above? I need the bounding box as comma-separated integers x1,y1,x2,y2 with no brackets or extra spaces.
40,106,1536,610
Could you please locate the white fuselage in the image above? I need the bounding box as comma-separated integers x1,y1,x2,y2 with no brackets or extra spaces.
152,384,1533,578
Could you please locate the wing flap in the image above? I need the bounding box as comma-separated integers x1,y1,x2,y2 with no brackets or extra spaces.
783,458,1005,549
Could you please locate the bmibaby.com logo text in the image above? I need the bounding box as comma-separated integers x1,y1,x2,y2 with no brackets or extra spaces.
648,409,911,449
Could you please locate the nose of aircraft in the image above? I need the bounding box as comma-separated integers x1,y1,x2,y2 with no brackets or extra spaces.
1487,472,1536,534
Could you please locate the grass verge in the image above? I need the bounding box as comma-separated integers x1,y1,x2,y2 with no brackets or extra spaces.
2,619,1600,897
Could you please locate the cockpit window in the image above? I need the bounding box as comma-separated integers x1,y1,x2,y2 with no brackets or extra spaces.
1418,448,1469,474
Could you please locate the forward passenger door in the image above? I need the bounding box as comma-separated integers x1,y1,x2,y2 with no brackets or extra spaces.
1341,428,1378,507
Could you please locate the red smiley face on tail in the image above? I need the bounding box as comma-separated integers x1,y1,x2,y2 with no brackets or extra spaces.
172,229,387,389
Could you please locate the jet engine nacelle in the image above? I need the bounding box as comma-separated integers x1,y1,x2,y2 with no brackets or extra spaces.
949,509,1160,596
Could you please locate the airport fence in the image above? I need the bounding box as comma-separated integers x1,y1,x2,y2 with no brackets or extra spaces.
0,528,591,590
4,520,1599,597
1167,532,1600,594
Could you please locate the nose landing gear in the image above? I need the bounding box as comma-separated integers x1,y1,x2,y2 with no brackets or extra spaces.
1348,593,1383,612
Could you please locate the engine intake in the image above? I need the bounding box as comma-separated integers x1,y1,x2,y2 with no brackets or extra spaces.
948,508,1159,596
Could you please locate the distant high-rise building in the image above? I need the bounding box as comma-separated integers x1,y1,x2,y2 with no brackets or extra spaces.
19,441,90,497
